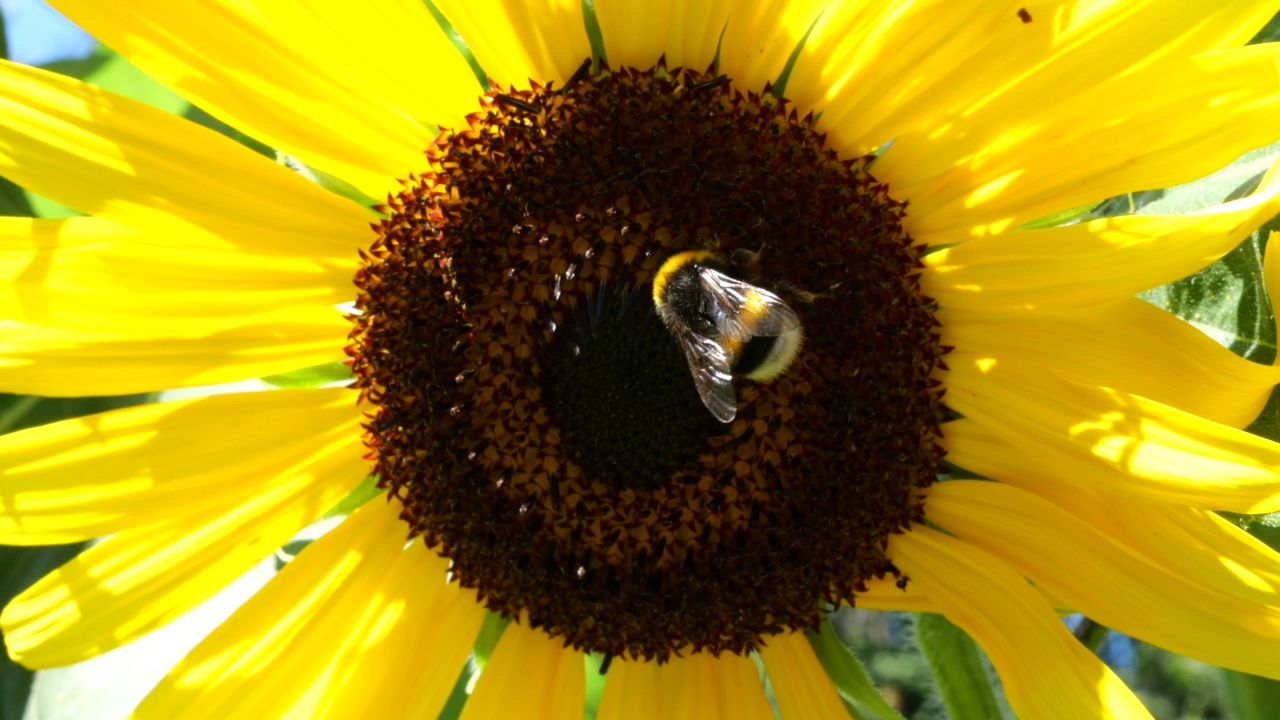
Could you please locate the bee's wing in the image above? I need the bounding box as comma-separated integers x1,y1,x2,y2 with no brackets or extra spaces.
669,322,738,423
699,269,801,340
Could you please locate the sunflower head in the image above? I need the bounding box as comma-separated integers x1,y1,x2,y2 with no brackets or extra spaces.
347,60,949,660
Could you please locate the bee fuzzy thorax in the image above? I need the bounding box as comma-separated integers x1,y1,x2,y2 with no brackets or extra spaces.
651,250,804,422
651,250,721,314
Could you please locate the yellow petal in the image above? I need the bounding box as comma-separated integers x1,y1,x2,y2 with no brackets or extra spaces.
716,0,826,93
595,659,661,720
855,572,936,612
593,0,721,72
946,354,1280,512
597,650,773,720
1115,504,1280,607
132,500,481,719
1,217,354,333
589,0,827,93
0,389,360,544
791,0,1276,161
941,422,1280,608
245,0,481,124
460,622,584,720
939,298,1280,429
0,323,345,397
433,0,591,88
46,0,462,198
0,215,352,395
0,59,369,251
886,43,1280,243
791,0,999,157
2,428,363,668
923,160,1280,307
926,481,1280,681
285,540,486,719
892,525,1153,720
757,633,848,720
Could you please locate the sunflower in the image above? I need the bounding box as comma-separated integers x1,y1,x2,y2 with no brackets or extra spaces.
5,0,1280,718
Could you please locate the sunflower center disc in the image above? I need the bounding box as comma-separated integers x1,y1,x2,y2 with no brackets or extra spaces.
349,62,949,661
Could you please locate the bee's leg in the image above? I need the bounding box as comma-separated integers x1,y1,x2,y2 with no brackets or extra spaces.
777,282,818,304
729,247,761,271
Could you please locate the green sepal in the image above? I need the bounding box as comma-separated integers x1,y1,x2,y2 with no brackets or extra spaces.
275,152,382,211
1015,201,1098,230
772,17,819,98
435,613,511,720
584,653,607,720
473,612,511,671
807,618,905,720
421,0,490,90
261,361,355,389
581,0,609,71
318,475,382,521
913,612,1003,720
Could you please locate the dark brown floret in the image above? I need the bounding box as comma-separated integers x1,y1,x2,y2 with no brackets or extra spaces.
347,61,948,661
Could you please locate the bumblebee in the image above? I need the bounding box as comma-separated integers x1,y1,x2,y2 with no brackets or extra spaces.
652,250,804,423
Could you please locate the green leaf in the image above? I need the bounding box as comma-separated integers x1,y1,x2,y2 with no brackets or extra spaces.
1090,141,1280,219
913,612,1003,720
0,5,34,219
0,393,155,435
1223,671,1280,720
1139,228,1275,365
0,1,32,224
1249,10,1280,45
807,619,905,720
1245,386,1280,449
0,544,87,720
261,361,355,389
0,175,34,217
0,391,156,720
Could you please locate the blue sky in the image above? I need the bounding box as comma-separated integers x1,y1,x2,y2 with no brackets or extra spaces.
2,0,95,65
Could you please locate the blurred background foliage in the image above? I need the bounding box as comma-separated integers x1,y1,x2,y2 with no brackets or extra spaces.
4,1,1280,718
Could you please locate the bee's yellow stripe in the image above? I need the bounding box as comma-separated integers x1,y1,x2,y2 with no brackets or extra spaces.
652,250,717,306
